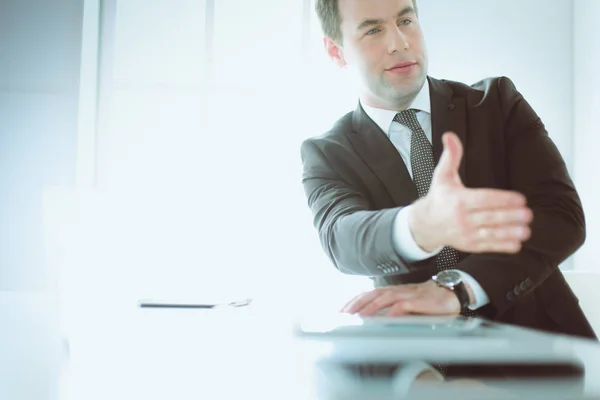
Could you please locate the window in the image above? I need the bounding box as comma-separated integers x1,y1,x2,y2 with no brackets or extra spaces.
58,0,371,322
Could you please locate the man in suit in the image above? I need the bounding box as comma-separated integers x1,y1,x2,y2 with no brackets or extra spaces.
301,0,597,341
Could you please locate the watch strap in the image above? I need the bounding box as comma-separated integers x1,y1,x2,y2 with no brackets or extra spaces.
453,281,471,311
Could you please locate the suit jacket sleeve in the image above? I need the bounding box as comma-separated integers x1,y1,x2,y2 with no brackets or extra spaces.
457,77,585,318
301,139,413,276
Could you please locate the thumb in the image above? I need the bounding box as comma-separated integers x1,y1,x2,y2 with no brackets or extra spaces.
432,132,463,186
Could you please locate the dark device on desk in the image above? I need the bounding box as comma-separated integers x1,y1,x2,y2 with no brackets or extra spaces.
296,315,585,381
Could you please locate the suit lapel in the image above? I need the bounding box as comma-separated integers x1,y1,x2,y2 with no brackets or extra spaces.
428,76,468,184
348,102,418,206
346,78,468,207
429,77,470,260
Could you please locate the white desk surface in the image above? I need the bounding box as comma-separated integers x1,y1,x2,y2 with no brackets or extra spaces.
3,293,600,400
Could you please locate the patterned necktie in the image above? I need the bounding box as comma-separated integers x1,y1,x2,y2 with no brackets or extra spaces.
394,109,473,377
393,109,473,317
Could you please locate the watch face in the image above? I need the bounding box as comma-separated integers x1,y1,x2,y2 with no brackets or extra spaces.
435,270,461,287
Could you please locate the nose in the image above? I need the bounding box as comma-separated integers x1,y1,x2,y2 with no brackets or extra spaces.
388,27,409,54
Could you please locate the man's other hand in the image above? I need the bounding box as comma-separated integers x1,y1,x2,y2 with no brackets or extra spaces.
340,281,460,317
409,132,533,253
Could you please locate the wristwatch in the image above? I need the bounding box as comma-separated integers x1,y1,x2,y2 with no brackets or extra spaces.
431,270,471,310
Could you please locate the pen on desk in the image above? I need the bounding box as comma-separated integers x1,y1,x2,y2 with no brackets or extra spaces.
140,302,217,309
138,298,252,309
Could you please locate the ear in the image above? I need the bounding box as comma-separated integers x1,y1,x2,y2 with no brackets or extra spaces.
324,37,347,68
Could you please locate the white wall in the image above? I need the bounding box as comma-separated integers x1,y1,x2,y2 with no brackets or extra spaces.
0,0,83,290
0,2,80,397
573,0,600,272
420,0,574,170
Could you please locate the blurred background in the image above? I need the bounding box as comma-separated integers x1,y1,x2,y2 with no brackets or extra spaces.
1,0,599,341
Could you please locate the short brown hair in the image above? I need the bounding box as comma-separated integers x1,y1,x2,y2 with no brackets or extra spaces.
315,0,418,44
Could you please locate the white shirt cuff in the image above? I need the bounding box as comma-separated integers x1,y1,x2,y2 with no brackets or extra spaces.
393,206,443,262
451,270,490,310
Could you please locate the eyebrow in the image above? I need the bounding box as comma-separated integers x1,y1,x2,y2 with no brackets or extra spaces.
356,6,416,32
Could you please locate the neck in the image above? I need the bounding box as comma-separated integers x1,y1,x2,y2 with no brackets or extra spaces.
360,88,421,111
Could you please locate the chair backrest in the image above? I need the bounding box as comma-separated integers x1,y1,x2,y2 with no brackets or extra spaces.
562,270,600,336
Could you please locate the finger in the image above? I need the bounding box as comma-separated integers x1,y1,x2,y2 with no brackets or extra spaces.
474,226,531,242
385,290,461,316
358,292,400,317
432,132,463,185
461,189,527,211
468,208,533,227
384,300,415,316
472,240,523,253
341,288,399,314
341,290,380,314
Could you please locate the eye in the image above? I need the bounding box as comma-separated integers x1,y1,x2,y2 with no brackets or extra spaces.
366,28,381,36
399,18,412,26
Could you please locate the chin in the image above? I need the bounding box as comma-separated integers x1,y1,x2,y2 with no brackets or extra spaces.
383,80,422,97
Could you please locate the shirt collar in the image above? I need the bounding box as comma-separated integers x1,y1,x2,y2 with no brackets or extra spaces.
361,78,431,135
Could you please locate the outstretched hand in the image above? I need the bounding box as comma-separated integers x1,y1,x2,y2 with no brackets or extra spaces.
409,132,533,253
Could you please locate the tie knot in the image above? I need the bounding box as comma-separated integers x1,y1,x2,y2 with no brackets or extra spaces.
393,109,420,131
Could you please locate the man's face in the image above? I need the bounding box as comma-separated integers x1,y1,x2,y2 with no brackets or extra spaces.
330,0,428,109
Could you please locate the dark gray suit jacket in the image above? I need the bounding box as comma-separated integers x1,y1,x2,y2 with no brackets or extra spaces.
301,76,596,340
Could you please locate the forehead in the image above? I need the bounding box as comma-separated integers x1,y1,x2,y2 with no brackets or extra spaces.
338,0,415,28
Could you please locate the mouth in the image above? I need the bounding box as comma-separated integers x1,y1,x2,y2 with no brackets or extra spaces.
386,61,418,71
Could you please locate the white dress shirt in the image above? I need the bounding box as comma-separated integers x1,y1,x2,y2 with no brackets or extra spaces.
360,80,490,310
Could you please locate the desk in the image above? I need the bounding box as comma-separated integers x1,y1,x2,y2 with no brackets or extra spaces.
59,298,317,400
3,294,600,399
297,314,600,399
